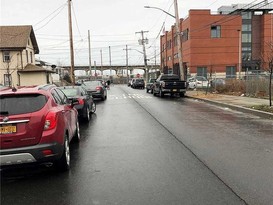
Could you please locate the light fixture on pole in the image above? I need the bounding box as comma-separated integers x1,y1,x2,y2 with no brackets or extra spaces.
144,0,185,80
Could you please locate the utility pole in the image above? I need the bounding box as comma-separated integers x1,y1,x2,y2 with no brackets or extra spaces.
109,46,112,81
136,30,149,83
238,29,242,79
88,30,92,77
100,49,103,77
94,61,97,79
123,45,130,84
174,0,184,81
68,0,75,84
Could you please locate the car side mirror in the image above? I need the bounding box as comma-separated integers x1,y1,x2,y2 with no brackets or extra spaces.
70,98,79,107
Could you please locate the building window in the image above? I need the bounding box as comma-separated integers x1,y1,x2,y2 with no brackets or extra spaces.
4,74,12,86
167,40,172,50
182,29,189,41
3,51,10,62
30,51,33,63
242,24,251,32
197,67,207,78
242,47,251,51
26,50,29,63
168,56,172,61
226,66,236,78
242,52,252,61
242,12,252,20
211,25,221,38
174,53,178,59
242,33,251,43
162,43,166,51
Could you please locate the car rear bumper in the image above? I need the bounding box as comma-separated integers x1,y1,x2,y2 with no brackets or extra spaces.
161,88,186,93
0,142,63,167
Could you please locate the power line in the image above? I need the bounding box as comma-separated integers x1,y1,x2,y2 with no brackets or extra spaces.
35,4,67,32
71,1,83,40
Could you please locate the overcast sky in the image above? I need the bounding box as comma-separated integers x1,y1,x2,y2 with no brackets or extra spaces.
1,0,253,67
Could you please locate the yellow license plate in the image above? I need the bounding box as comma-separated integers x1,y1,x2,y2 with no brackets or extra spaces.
0,126,17,134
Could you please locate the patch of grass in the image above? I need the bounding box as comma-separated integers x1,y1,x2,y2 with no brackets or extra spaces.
249,105,273,113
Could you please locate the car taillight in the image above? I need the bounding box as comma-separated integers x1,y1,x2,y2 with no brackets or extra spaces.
78,98,84,105
96,86,102,91
44,112,57,130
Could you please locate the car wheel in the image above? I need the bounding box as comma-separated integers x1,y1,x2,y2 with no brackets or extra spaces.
146,89,149,93
91,102,96,113
73,120,80,142
180,92,185,97
84,106,90,122
55,135,70,172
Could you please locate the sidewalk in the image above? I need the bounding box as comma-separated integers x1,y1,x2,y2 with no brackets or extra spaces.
186,90,273,119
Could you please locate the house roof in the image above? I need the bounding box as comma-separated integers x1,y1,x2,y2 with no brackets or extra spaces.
18,64,55,73
0,25,39,54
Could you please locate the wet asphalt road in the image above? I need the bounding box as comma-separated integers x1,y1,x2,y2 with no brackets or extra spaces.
1,85,273,205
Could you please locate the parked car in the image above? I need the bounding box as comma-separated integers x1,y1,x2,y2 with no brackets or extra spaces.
146,78,156,93
0,85,80,171
188,76,210,89
153,74,187,97
131,78,145,89
59,86,96,122
82,80,107,101
210,78,226,88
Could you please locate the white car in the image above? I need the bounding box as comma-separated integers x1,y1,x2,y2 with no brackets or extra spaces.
188,76,210,89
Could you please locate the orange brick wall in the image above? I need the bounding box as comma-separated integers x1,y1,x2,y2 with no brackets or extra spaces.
160,9,273,78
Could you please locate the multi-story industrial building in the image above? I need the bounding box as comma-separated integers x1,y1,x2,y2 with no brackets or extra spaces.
160,3,273,79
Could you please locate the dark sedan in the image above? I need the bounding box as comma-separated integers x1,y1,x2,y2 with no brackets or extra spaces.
82,80,107,101
59,86,96,122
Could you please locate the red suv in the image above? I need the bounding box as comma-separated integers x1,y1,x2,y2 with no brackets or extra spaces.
0,85,80,171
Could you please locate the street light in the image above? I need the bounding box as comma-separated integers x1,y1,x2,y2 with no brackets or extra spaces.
144,0,185,80
144,6,175,18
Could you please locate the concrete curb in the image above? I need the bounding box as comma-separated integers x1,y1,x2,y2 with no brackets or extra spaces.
186,95,273,120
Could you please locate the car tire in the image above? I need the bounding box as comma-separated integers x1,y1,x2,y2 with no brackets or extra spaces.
180,92,185,97
146,89,149,93
84,106,90,122
73,120,80,142
55,134,70,172
91,102,96,113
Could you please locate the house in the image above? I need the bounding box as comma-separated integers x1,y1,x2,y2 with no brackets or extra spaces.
160,3,273,79
0,25,55,86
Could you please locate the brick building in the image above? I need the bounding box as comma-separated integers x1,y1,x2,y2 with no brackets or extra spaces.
160,3,273,79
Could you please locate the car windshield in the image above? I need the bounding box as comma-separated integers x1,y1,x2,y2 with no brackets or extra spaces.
161,75,179,80
0,94,47,115
60,88,79,97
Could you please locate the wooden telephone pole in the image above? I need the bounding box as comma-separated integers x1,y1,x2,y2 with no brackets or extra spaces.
68,0,75,84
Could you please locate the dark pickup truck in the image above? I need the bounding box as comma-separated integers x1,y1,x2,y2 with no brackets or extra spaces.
153,74,187,97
